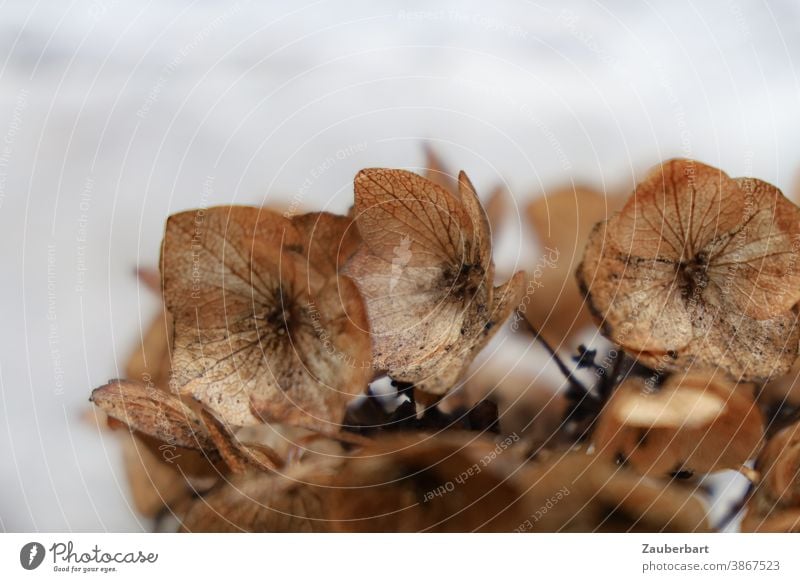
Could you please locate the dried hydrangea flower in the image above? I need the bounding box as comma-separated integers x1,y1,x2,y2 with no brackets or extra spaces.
742,420,800,532
577,159,800,380
345,169,525,397
161,205,372,431
592,372,763,475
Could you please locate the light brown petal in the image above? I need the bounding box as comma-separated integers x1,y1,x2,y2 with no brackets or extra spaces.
125,310,173,391
422,144,458,195
91,380,212,451
525,185,619,344
249,275,373,431
577,161,800,380
352,168,473,267
528,185,616,259
592,374,763,475
612,159,744,261
120,432,218,519
328,437,709,532
290,211,362,279
676,288,800,380
742,421,800,532
458,171,493,271
179,463,334,532
577,222,693,353
708,177,800,319
327,434,534,532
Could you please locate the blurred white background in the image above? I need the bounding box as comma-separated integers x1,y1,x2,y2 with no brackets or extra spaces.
1,0,800,531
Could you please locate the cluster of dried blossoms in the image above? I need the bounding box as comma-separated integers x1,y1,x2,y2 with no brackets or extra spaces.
91,155,800,532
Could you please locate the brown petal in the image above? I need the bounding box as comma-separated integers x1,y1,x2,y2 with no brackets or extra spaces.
716,177,800,319
742,421,800,532
483,184,510,244
612,159,744,262
248,275,373,433
91,380,212,451
458,171,493,270
526,451,709,532
422,144,458,195
592,373,764,475
326,434,533,532
760,422,800,505
525,185,620,344
125,310,173,391
120,432,219,518
290,211,362,279
327,437,709,532
198,408,281,473
135,266,162,295
577,221,694,353
178,463,334,532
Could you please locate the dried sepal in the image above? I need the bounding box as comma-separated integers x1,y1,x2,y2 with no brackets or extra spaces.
742,421,800,532
422,144,458,195
91,379,212,451
235,423,348,467
120,432,219,519
592,372,764,475
326,436,709,532
178,462,335,532
126,268,172,390
422,146,508,240
345,169,525,396
135,266,162,294
525,185,620,344
161,205,372,430
520,451,710,532
125,310,173,390
483,184,510,239
290,211,361,278
326,434,533,532
198,408,281,473
577,159,800,380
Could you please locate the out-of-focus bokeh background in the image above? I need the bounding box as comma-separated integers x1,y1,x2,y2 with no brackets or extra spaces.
2,0,800,531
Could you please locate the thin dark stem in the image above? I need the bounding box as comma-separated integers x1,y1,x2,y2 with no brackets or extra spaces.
515,312,590,397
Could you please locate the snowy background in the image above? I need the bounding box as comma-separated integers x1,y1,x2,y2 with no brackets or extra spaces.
1,0,800,531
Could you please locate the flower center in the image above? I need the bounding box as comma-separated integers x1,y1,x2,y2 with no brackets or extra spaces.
445,262,484,300
255,304,293,339
679,251,709,299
